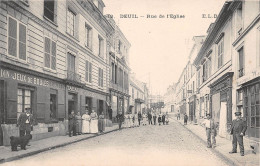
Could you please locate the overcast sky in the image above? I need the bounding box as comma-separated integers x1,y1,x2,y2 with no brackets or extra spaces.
103,0,227,95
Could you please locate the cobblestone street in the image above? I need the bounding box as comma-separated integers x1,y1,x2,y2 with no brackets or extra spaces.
3,119,229,166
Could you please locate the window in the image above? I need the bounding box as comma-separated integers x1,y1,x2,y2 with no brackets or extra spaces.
238,47,244,77
250,84,260,128
85,60,92,83
124,72,128,90
44,0,56,22
44,37,56,70
98,36,104,58
111,62,115,83
119,68,123,87
98,68,103,87
67,9,75,36
208,56,212,77
197,70,200,87
85,24,92,49
115,65,118,84
132,88,134,99
217,38,224,68
50,90,57,120
236,4,243,36
118,40,122,53
67,52,75,72
8,17,27,61
17,88,31,119
203,61,208,82
237,89,243,113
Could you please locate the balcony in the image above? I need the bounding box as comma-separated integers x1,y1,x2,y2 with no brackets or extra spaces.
66,70,82,83
238,68,244,78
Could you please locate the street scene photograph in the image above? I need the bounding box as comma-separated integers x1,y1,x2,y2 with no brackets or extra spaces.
0,0,259,165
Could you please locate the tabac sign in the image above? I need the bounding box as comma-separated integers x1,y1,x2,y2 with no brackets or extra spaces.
0,68,65,90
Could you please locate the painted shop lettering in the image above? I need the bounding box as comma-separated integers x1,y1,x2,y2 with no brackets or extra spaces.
12,73,27,82
0,69,10,78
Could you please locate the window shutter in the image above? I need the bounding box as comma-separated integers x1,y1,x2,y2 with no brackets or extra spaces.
101,69,103,87
36,86,48,121
45,38,51,68
51,41,56,70
8,17,17,57
19,23,26,60
6,81,17,120
57,90,65,119
89,62,92,83
85,61,89,82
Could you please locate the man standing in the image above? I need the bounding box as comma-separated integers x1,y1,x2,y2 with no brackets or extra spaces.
177,112,180,120
153,112,157,125
116,111,124,130
184,113,188,125
68,110,77,137
229,111,247,156
17,107,33,137
201,113,216,148
138,111,142,126
148,112,152,125
162,113,166,125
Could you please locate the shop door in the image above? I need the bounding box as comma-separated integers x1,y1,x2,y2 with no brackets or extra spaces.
0,80,4,146
189,102,194,122
219,102,227,137
68,93,77,115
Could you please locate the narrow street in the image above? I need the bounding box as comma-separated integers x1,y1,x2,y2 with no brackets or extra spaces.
3,118,229,166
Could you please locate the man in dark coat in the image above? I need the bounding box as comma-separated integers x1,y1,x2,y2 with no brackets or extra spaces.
116,112,124,130
17,107,33,137
184,113,188,125
138,112,142,126
68,110,77,137
162,114,166,125
148,112,152,125
229,111,247,156
153,112,157,125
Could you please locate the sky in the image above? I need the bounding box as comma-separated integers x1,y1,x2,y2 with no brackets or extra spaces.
103,0,227,95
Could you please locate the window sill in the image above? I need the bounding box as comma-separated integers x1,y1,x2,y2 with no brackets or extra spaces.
85,81,93,86
43,67,57,74
43,16,58,27
66,32,79,42
6,55,29,66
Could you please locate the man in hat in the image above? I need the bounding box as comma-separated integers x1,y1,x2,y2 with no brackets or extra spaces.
201,113,216,148
229,111,247,156
116,111,124,130
17,107,33,137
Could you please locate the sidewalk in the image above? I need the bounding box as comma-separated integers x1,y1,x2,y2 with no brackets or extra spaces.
175,119,259,166
0,125,120,164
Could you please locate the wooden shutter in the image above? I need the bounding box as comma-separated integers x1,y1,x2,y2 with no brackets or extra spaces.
36,86,49,121
85,61,89,82
89,62,92,83
6,81,17,120
57,90,65,119
19,23,26,60
51,41,56,70
8,17,17,57
45,38,51,68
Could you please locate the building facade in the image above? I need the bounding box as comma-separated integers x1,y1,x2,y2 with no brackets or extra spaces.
0,0,113,145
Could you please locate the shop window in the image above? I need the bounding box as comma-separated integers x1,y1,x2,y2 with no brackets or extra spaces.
8,16,27,61
44,0,57,23
17,88,32,119
250,83,260,128
50,90,57,120
238,47,244,78
85,97,92,114
44,37,56,70
237,89,243,114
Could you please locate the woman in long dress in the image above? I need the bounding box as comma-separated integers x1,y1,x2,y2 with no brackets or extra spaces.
90,110,98,133
75,112,82,135
82,110,90,134
98,112,105,133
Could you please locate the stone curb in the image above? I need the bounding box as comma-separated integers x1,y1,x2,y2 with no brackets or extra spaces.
173,118,239,166
0,127,121,164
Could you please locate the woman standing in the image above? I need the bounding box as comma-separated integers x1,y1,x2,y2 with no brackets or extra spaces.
90,110,98,133
75,112,82,135
98,112,105,133
82,110,90,134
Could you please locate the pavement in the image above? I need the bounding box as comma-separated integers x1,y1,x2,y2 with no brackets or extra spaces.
173,117,260,166
0,124,120,164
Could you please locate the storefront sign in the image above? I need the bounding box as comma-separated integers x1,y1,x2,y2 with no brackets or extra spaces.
236,69,260,86
0,68,65,90
67,85,78,92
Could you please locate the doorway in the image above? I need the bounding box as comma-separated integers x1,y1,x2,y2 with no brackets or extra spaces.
98,100,104,115
68,93,77,115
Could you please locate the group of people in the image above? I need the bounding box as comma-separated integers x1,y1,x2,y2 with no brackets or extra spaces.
68,109,105,137
121,112,170,128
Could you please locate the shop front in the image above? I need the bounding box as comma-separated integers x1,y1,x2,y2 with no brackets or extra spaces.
0,64,66,146
188,95,196,123
209,72,233,137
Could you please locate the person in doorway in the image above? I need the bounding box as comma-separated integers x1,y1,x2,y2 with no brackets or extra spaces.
81,110,90,134
90,110,98,134
138,111,142,126
17,107,34,137
116,112,124,130
68,110,76,137
201,113,216,148
184,113,188,125
75,112,82,135
229,111,247,156
98,112,105,133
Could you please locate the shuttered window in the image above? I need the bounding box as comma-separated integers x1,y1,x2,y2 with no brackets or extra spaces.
44,37,56,70
98,68,103,87
217,38,224,68
85,60,92,83
8,17,27,60
67,9,75,36
67,53,75,72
